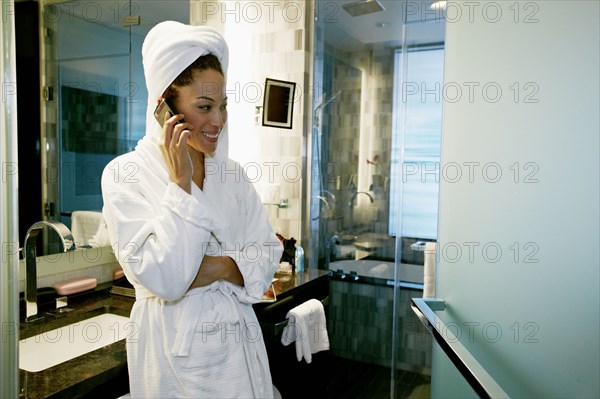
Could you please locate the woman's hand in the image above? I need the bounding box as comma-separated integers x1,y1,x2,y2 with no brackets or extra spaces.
188,256,244,290
158,111,195,193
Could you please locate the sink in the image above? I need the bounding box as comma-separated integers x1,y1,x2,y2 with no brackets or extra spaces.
337,232,395,259
19,313,130,372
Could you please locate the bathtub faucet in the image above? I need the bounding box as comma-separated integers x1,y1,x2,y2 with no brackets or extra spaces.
24,221,76,322
348,191,374,230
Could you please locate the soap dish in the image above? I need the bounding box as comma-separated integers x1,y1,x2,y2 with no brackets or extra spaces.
53,276,97,296
113,268,125,280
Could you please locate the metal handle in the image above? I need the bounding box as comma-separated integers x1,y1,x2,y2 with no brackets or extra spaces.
411,298,509,399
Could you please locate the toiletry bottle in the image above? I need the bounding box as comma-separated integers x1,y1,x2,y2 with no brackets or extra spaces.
294,245,305,273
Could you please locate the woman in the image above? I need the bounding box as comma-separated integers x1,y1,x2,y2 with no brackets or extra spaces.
101,21,283,398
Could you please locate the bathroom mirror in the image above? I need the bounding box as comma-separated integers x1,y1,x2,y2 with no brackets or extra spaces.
15,0,189,247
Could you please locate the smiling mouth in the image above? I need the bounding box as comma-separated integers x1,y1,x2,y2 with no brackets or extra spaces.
202,131,219,140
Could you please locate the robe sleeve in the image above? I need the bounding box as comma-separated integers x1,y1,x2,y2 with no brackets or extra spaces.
213,166,283,304
101,156,219,301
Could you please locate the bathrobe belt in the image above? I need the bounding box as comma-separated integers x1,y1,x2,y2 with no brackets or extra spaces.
134,285,155,300
134,281,266,397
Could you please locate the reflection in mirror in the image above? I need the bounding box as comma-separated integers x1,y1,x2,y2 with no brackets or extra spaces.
16,0,189,249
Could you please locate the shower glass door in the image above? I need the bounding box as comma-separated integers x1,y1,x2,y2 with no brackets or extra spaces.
310,0,445,396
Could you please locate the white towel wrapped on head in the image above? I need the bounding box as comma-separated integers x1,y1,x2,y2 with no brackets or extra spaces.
281,299,330,363
134,21,231,189
140,21,230,158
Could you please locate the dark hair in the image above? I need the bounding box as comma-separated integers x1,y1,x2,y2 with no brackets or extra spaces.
162,54,224,100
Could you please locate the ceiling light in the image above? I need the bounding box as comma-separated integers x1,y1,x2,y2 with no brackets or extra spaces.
430,1,447,10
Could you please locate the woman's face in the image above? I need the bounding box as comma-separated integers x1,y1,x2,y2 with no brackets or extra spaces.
173,68,228,155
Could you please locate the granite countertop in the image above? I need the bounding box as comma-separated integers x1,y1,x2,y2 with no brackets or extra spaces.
19,270,331,399
269,269,331,301
253,269,331,331
19,284,135,399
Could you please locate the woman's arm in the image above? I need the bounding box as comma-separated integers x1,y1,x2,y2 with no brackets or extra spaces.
102,153,223,302
212,162,283,302
187,255,244,290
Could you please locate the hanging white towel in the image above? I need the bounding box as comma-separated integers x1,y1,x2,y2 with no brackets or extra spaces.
71,211,104,247
90,219,110,247
423,242,437,298
281,299,329,363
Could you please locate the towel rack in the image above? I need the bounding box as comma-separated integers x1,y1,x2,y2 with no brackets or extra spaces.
272,296,329,336
411,298,509,399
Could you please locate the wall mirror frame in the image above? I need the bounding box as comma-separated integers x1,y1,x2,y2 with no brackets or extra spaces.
262,77,297,129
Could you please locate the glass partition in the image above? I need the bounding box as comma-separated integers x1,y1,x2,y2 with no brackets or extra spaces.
310,1,445,396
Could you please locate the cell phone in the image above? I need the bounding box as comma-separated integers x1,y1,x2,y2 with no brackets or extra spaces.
153,98,184,127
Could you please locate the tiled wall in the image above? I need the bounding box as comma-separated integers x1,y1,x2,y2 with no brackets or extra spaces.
352,44,394,234
314,45,396,250
328,279,432,374
323,48,363,230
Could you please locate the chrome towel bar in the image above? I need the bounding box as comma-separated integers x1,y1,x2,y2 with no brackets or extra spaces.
411,298,509,399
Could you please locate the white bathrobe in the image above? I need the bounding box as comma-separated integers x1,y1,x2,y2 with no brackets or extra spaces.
101,21,283,398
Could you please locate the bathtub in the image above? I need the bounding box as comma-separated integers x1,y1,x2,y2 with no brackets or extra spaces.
329,259,424,289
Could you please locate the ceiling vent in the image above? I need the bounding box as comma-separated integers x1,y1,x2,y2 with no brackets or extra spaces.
342,0,385,17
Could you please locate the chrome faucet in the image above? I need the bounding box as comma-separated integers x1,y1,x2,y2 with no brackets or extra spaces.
24,221,76,322
348,191,374,229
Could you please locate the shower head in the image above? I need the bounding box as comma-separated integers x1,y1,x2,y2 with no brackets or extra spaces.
342,0,385,17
